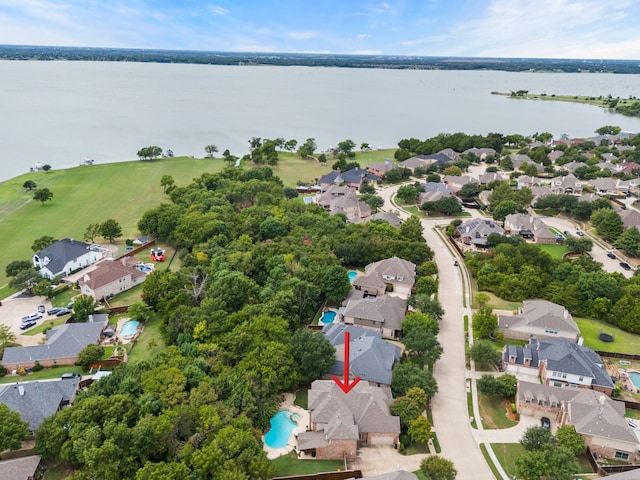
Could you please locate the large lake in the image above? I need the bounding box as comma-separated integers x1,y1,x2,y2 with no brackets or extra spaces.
1,61,640,183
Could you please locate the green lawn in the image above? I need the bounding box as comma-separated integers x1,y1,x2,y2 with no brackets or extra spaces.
478,393,518,429
20,317,67,336
491,443,524,477
474,291,522,311
294,387,309,409
126,316,166,364
270,451,344,477
0,365,84,384
402,442,429,455
538,243,569,259
575,317,640,354
479,444,502,480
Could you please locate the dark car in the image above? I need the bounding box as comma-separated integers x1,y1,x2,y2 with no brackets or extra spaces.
607,252,616,259
563,230,571,236
620,262,632,271
37,305,45,313
20,320,37,330
576,230,585,237
47,307,62,315
541,417,551,429
56,308,71,316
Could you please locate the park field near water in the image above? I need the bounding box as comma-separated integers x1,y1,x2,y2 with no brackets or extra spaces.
0,149,396,290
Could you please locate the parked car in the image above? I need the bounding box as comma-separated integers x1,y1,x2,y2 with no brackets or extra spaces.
607,252,616,259
56,308,71,317
627,418,637,428
47,307,62,315
21,312,42,322
61,373,81,379
541,417,551,429
20,320,37,330
563,230,572,236
576,230,585,236
620,262,632,271
37,305,45,313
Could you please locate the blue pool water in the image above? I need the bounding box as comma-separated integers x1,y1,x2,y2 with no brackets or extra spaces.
348,271,357,283
121,320,140,339
264,411,297,448
629,371,640,389
320,311,336,324
303,196,314,204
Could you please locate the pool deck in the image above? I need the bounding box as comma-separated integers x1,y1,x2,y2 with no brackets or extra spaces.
263,392,310,460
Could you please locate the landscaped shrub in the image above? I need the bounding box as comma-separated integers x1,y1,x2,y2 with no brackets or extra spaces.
125,238,134,246
16,366,27,376
32,361,43,372
0,365,7,377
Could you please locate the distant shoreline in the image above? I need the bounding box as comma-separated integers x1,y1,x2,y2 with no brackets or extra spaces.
1,44,640,74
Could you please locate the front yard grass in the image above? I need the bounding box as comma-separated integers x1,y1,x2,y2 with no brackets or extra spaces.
474,291,522,311
270,451,343,477
20,317,67,336
478,393,518,429
538,243,569,259
0,365,84,384
402,442,429,455
491,443,524,478
126,316,165,365
575,317,640,354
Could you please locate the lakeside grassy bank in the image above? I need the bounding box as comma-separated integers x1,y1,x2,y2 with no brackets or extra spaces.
0,149,396,289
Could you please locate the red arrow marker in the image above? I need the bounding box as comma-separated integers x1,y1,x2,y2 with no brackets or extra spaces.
333,331,361,394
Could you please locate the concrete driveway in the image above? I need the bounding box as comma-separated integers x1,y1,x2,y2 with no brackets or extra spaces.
350,445,429,477
0,292,54,346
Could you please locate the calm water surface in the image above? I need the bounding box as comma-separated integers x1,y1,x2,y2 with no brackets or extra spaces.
1,61,640,182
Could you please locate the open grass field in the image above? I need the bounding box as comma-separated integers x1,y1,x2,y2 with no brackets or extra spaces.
0,365,84,384
126,316,166,364
575,316,640,354
270,451,343,477
538,243,569,259
491,443,594,477
478,393,518,429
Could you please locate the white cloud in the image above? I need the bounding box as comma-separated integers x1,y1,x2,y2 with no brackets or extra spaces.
208,5,229,16
357,33,372,39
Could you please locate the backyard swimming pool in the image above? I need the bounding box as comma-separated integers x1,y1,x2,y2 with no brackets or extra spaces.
121,320,140,339
320,311,336,324
629,371,640,390
348,271,357,283
264,411,297,448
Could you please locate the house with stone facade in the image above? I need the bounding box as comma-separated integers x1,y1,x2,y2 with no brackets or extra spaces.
79,256,147,301
502,338,615,395
315,184,372,222
498,300,580,342
550,173,583,195
503,214,557,244
297,380,400,460
33,238,103,280
516,382,639,463
352,256,416,298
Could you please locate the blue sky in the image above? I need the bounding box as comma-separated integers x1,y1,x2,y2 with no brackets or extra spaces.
1,0,639,59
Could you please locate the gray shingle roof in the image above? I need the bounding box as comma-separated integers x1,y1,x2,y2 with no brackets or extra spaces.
365,472,418,480
498,299,579,337
319,167,380,186
2,315,107,366
343,295,407,332
322,323,401,385
0,455,41,480
33,238,93,276
0,379,79,430
599,468,640,479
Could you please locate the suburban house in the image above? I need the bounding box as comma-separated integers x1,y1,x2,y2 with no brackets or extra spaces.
550,173,583,195
33,238,103,279
322,323,401,386
342,295,408,339
315,184,371,222
399,155,434,173
0,377,80,431
477,172,504,185
2,314,108,371
497,300,580,342
352,256,416,298
366,159,398,177
516,175,540,190
419,182,455,201
297,380,400,460
79,256,147,301
516,382,639,463
0,456,42,480
438,148,460,162
509,154,544,173
619,209,640,230
502,338,615,395
318,168,379,191
588,177,631,196
463,147,496,161
503,214,557,244
355,211,403,227
442,175,474,192
456,219,505,247
548,150,565,163
530,185,553,203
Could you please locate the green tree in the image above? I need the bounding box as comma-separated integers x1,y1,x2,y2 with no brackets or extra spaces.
402,325,443,367
8,268,40,294
614,227,640,257
458,182,479,197
472,306,498,339
33,278,55,299
0,324,16,347
396,185,419,204
492,199,519,221
336,139,356,156
5,259,33,277
127,301,153,321
408,415,432,444
515,449,548,480
84,223,102,243
469,340,501,369
434,196,462,215
72,294,98,322
419,455,457,480
204,144,219,157
0,404,29,451
415,276,438,296
565,236,593,254
591,208,624,242
42,164,52,172
443,165,462,176
359,194,384,212
23,179,37,190
595,125,621,135
100,218,123,243
31,235,58,252
290,329,336,384
400,216,424,242
391,362,438,398
390,396,422,427
75,344,104,370
320,265,351,301
298,138,317,158
135,461,191,480
521,426,555,451
160,175,175,194
33,187,53,205
555,424,585,455
474,292,490,306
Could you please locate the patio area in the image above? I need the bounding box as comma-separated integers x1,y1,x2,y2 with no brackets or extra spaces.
263,392,310,460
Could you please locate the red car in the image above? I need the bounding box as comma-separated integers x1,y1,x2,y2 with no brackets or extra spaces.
150,248,165,262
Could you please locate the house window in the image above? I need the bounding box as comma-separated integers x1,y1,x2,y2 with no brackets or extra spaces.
538,400,543,405
561,373,567,379
553,382,562,387
578,376,584,382
615,451,629,460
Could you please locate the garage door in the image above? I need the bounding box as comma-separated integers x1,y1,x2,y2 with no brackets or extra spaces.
370,436,395,445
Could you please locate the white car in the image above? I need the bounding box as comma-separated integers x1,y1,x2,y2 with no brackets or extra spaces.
627,418,637,429
21,312,43,322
